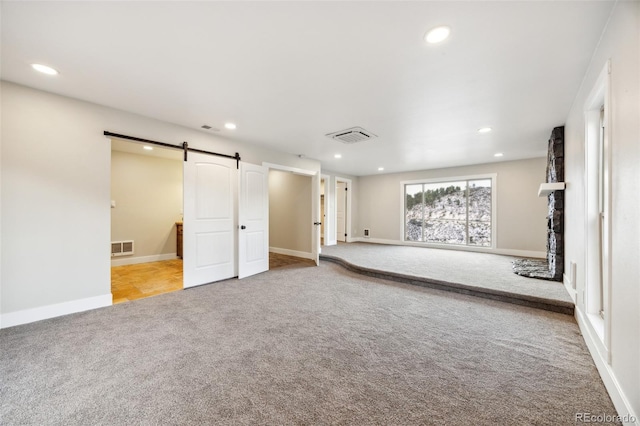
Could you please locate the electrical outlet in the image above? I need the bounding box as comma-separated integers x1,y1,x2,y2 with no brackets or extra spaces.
364,228,370,237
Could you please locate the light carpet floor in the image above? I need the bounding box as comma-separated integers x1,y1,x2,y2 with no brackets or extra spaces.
0,262,617,425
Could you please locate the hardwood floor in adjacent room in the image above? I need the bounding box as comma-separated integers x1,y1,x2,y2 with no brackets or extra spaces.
112,254,312,304
269,252,316,269
111,259,183,304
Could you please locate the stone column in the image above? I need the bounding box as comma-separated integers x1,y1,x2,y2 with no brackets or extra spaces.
546,127,564,281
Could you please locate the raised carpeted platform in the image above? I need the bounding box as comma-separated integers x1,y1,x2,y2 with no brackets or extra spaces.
320,243,574,315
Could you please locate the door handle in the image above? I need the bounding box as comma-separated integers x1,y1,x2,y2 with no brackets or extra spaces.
240,225,246,230
314,222,322,226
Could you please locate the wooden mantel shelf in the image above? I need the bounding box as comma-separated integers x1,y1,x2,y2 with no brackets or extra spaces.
538,182,566,197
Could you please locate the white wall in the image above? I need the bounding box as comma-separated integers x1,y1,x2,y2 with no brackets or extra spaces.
268,170,312,255
564,1,639,421
355,158,548,255
0,81,320,326
111,150,182,261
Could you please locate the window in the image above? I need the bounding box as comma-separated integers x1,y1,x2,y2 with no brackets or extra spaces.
403,176,494,247
583,60,611,350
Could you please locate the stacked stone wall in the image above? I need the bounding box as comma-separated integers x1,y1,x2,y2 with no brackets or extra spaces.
546,127,564,281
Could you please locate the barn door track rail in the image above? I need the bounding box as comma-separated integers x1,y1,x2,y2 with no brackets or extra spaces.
104,131,241,168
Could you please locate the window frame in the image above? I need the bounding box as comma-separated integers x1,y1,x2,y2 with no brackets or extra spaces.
400,173,497,249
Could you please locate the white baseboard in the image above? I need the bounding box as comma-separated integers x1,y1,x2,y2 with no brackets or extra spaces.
349,238,546,258
111,253,178,267
563,273,577,304
269,247,314,260
1,293,113,329
575,306,639,425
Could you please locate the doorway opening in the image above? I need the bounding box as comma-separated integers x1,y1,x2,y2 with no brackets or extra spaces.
110,139,184,303
264,163,320,266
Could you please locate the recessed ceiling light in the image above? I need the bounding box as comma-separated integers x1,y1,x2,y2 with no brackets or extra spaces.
494,153,503,157
224,123,237,130
425,26,450,44
378,167,384,171
478,127,492,134
143,146,153,151
334,154,342,159
31,63,59,75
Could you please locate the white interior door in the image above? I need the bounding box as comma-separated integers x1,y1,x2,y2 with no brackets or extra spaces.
336,181,346,242
312,172,320,265
183,153,236,288
238,162,269,279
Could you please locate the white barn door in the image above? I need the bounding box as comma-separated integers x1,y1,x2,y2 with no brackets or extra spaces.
238,162,269,279
183,153,236,288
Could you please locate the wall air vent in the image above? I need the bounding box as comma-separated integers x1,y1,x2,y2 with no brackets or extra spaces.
326,127,377,144
111,240,134,257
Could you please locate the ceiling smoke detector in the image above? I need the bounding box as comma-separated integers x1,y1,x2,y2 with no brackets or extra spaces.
325,127,377,144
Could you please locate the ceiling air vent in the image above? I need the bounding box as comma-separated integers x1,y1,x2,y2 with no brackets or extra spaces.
326,127,377,144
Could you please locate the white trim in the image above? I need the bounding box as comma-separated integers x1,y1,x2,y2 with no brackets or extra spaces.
400,174,497,249
269,246,315,261
110,253,178,267
563,273,577,304
1,294,113,329
262,162,316,176
350,238,545,258
401,173,499,186
576,307,639,426
582,59,612,363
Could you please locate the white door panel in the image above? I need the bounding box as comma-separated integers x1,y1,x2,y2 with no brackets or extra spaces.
239,162,269,279
184,154,236,288
312,172,320,265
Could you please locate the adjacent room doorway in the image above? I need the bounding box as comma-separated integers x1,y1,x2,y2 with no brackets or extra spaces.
109,136,272,304
110,138,184,303
264,163,321,265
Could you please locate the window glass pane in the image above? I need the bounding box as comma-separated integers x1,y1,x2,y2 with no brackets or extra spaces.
468,221,491,246
468,179,492,221
405,184,424,241
403,178,492,247
424,219,467,244
422,181,467,244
